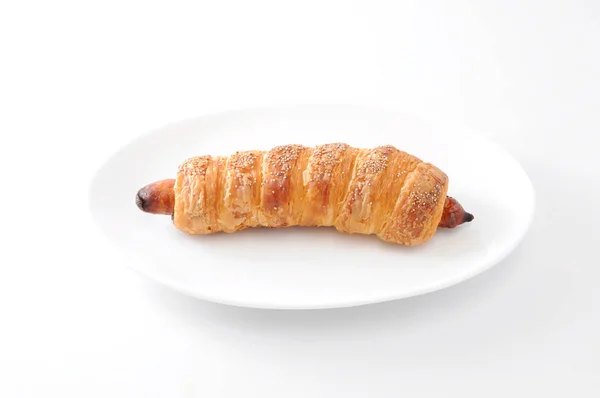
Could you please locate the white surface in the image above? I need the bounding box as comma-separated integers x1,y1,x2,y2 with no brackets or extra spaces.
1,0,599,396
91,105,534,309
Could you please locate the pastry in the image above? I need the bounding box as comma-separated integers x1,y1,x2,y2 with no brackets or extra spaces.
136,143,473,246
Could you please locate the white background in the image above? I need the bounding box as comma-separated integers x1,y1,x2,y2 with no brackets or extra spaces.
1,0,599,397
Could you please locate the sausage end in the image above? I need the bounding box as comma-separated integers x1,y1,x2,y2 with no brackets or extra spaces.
135,179,175,215
438,196,474,228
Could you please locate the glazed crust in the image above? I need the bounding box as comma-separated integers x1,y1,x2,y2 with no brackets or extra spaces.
173,143,449,246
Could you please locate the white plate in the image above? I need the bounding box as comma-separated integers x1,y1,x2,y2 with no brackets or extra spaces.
89,105,535,309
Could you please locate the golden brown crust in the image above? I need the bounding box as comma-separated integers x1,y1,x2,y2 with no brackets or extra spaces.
378,163,448,245
301,143,356,227
335,145,418,235
259,144,309,228
172,143,451,245
220,150,261,232
173,156,207,234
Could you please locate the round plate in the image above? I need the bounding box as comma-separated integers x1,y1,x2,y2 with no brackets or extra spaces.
89,105,535,309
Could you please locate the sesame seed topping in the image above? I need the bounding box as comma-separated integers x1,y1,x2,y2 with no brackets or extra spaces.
361,147,391,175
229,151,257,170
178,156,210,176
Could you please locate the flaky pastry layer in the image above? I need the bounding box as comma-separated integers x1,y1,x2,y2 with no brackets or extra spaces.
173,143,448,245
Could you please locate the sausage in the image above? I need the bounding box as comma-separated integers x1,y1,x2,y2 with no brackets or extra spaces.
438,196,474,228
135,179,473,228
135,179,175,215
